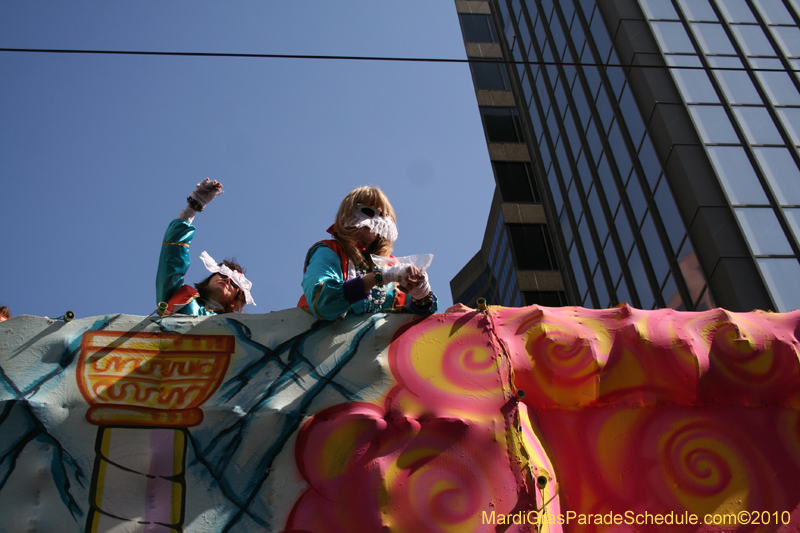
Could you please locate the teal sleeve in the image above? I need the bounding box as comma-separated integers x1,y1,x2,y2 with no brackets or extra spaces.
302,245,362,320
156,219,195,305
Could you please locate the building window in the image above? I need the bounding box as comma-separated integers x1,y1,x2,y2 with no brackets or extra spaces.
671,69,720,103
678,0,718,21
459,14,499,43
469,59,511,91
776,108,800,145
733,107,783,145
784,208,800,242
507,224,558,270
713,69,762,105
653,180,687,250
718,0,758,23
734,207,794,255
629,244,655,309
493,162,540,202
650,21,697,53
753,147,800,204
523,291,568,306
500,270,520,307
691,23,735,54
499,249,513,295
731,25,777,57
661,272,683,309
773,26,800,57
640,0,680,20
707,146,768,204
641,212,670,283
755,71,800,105
756,258,800,311
688,105,740,144
594,265,611,308
480,107,525,142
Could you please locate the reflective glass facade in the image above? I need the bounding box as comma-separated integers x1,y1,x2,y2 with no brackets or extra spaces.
638,0,800,311
453,0,800,312
493,0,715,310
452,2,566,308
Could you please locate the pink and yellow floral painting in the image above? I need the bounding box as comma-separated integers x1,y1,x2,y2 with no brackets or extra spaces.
1,304,799,532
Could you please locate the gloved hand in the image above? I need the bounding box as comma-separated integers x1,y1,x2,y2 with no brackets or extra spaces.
190,178,224,209
408,270,432,300
179,178,224,222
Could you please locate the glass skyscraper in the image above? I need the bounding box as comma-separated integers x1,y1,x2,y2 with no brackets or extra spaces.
451,0,800,312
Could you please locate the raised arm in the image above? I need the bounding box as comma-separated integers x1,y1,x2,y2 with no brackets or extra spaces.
156,179,224,304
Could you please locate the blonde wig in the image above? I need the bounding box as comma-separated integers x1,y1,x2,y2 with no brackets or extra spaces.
333,186,396,270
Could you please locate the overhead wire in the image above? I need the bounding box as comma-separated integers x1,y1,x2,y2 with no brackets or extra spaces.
0,46,795,72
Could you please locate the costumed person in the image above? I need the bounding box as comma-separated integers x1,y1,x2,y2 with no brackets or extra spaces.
0,306,10,321
156,178,255,315
299,185,437,320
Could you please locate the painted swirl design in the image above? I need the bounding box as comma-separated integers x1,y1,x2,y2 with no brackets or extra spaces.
389,444,499,533
389,319,508,418
283,306,800,532
286,402,517,533
662,420,735,498
512,309,609,406
701,315,800,405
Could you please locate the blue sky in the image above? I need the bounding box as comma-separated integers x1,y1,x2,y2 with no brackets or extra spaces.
0,1,495,319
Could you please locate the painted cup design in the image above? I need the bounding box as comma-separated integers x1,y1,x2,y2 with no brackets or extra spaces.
77,331,234,427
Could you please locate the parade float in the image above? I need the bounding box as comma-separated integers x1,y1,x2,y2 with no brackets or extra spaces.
2,304,799,532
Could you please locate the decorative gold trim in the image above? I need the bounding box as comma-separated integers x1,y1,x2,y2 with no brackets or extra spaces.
312,285,324,319
175,293,200,306
163,242,190,248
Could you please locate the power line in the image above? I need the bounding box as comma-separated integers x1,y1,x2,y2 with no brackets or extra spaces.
0,47,471,63
0,46,795,72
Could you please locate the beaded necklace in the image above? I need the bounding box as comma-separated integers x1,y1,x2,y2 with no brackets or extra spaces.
359,266,387,313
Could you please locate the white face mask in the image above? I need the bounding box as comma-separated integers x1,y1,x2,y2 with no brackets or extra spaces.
198,251,256,306
348,204,398,242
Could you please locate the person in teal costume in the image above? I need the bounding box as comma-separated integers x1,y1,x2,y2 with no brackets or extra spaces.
299,185,437,321
157,179,255,316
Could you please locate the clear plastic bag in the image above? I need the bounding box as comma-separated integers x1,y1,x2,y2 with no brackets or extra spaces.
371,254,434,272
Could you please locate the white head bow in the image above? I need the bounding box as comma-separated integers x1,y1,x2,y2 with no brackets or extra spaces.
348,204,398,242
199,251,256,306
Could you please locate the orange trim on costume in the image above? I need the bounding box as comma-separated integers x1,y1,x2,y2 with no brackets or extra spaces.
167,285,200,314
393,291,407,310
311,285,325,319
318,240,350,278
